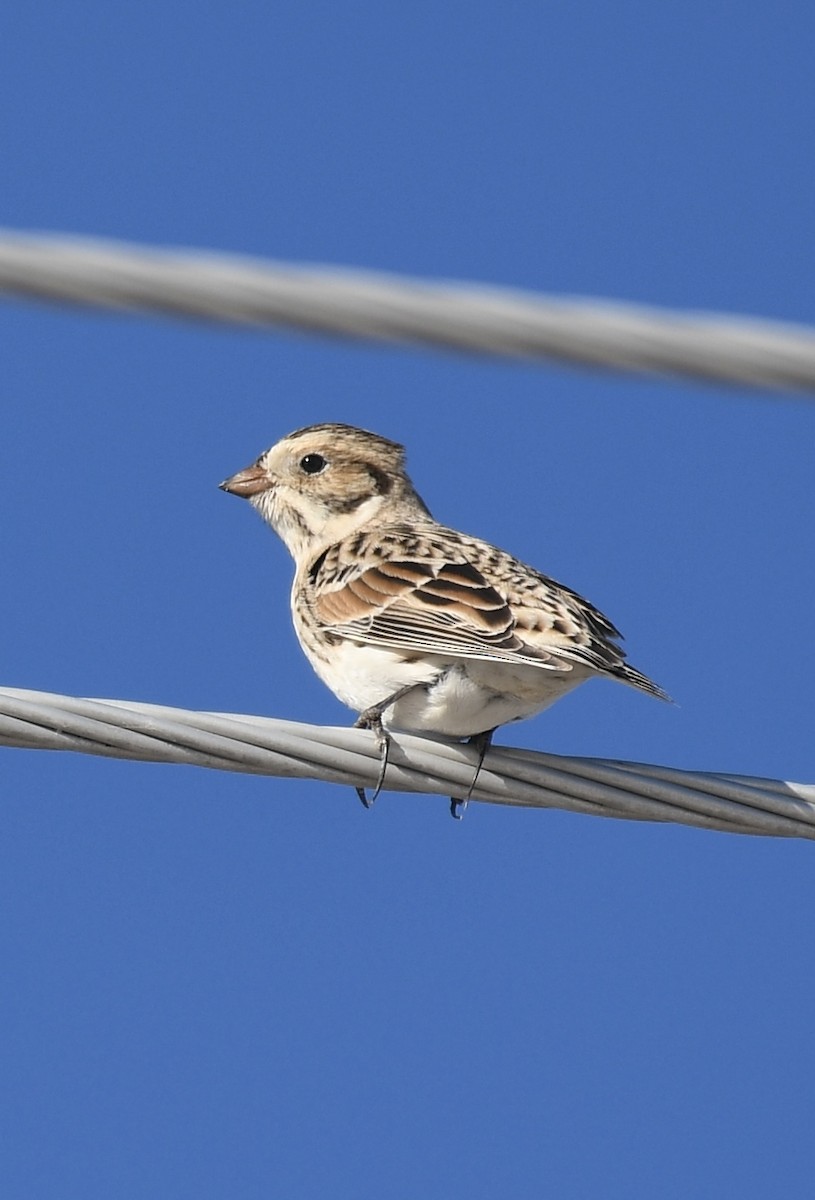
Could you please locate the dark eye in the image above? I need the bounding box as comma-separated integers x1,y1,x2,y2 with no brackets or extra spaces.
300,453,327,475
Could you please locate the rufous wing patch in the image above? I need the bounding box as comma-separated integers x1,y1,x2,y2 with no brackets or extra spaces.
313,556,538,658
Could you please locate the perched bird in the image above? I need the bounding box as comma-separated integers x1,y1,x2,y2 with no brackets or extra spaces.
220,423,667,815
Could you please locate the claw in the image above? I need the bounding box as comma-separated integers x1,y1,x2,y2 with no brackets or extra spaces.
449,728,496,820
356,785,375,809
354,709,390,808
353,684,418,809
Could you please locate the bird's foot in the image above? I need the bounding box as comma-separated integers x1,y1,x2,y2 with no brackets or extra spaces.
450,728,496,819
354,705,391,809
353,683,420,808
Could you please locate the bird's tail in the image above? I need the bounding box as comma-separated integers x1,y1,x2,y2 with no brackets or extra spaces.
617,661,672,703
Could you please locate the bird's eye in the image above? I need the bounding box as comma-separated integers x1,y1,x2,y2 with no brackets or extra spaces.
299,453,327,475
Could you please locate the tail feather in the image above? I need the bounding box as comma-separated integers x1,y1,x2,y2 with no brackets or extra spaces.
616,661,672,703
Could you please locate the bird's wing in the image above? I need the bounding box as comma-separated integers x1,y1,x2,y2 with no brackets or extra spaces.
312,555,575,671
306,530,669,700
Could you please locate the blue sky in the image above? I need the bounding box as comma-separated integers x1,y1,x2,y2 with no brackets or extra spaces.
2,3,814,1197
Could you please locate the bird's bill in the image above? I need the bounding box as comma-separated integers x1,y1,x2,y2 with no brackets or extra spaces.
219,464,270,497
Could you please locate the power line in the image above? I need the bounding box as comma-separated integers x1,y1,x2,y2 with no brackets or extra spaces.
1,687,813,838
1,229,815,393
1,232,812,837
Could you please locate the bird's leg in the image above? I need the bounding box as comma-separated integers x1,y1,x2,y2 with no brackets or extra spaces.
354,684,422,808
354,707,389,809
450,728,496,819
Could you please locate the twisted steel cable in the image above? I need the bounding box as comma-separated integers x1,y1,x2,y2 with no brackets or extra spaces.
1,230,815,392
1,688,813,839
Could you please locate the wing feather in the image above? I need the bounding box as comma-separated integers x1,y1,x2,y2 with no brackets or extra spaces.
313,556,573,671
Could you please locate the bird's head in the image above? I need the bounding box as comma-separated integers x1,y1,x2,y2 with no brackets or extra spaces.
220,422,431,560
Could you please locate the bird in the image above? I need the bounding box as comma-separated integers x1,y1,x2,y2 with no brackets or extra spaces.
220,422,668,816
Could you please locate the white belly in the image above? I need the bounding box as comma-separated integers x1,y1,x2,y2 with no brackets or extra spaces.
302,637,590,737
390,656,589,736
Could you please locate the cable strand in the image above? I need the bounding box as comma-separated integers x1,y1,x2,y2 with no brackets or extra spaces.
0,687,812,839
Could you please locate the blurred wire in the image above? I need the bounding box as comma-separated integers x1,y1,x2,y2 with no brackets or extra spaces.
1,687,813,838
1,229,815,392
